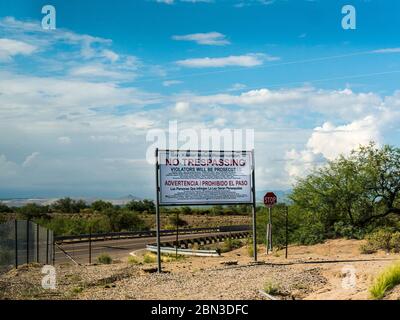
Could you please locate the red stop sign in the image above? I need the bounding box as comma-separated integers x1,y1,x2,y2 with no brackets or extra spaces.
264,192,277,208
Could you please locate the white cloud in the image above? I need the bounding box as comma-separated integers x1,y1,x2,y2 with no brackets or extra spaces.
69,64,134,80
372,48,400,54
172,32,230,46
0,38,36,61
284,115,384,181
306,116,381,160
163,80,183,87
0,154,18,176
284,149,322,181
22,152,40,168
227,83,247,91
90,135,130,144
157,0,213,4
58,137,72,145
175,101,190,113
176,53,278,68
101,49,119,62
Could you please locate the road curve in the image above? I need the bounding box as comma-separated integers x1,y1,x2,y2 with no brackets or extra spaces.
55,231,247,264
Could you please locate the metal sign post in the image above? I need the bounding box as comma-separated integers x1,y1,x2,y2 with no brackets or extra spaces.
155,149,257,272
251,150,257,262
285,206,289,259
263,192,277,255
155,148,162,273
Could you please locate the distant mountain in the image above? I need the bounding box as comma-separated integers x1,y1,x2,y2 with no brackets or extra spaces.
0,195,143,207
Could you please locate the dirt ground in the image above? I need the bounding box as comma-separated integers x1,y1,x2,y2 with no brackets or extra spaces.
1,239,399,300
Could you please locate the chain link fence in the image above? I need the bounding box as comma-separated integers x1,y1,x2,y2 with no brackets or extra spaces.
0,220,54,273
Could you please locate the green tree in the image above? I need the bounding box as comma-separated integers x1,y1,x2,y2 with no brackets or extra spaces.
290,143,400,239
51,197,87,213
0,203,12,213
91,200,113,212
126,199,155,213
17,203,50,220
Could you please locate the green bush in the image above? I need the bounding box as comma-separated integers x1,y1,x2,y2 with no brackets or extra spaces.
360,243,377,254
247,237,254,257
390,233,400,253
365,229,394,252
97,254,112,264
143,253,157,263
264,280,282,295
333,221,365,240
127,256,140,264
220,238,243,253
168,215,188,227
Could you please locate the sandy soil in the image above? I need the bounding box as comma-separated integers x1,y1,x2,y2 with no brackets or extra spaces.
1,239,399,300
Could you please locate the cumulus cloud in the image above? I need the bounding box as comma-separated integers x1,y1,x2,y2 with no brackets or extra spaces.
0,38,36,61
22,152,40,168
1,17,400,196
306,116,381,160
284,115,384,181
172,32,230,46
0,17,140,82
174,101,190,113
58,137,72,145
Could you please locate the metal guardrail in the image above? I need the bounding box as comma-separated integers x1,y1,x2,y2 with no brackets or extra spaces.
146,245,220,257
55,225,251,244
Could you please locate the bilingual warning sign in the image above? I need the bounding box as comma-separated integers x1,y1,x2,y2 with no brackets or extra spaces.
159,150,253,205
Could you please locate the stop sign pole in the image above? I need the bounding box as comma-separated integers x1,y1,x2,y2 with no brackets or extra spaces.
264,192,277,254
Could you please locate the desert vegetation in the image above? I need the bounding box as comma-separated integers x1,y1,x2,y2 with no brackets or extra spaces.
369,262,400,299
0,143,399,249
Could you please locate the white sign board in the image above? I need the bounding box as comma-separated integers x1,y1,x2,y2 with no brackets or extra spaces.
159,150,253,205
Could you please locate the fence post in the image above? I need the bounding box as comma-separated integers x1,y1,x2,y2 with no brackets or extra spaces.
15,220,18,269
285,206,289,259
46,229,49,265
52,235,55,265
36,224,40,263
89,228,92,264
26,219,30,264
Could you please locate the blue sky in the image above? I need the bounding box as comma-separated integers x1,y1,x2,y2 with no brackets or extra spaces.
0,0,400,199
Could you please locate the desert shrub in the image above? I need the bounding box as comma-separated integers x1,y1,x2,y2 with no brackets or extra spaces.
264,280,282,295
365,229,394,252
127,256,140,264
359,243,377,254
247,237,254,257
390,233,400,253
220,238,243,253
97,254,112,264
369,262,400,299
0,203,12,213
168,215,188,227
143,252,157,263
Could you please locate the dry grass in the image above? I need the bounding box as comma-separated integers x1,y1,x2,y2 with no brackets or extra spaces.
369,261,400,299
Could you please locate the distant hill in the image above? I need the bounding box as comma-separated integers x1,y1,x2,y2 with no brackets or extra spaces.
0,195,143,207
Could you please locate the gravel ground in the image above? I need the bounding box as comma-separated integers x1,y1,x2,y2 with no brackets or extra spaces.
1,239,399,300
0,260,326,300
79,264,326,300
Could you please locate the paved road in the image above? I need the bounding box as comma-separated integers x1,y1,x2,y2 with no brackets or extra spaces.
55,231,247,264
